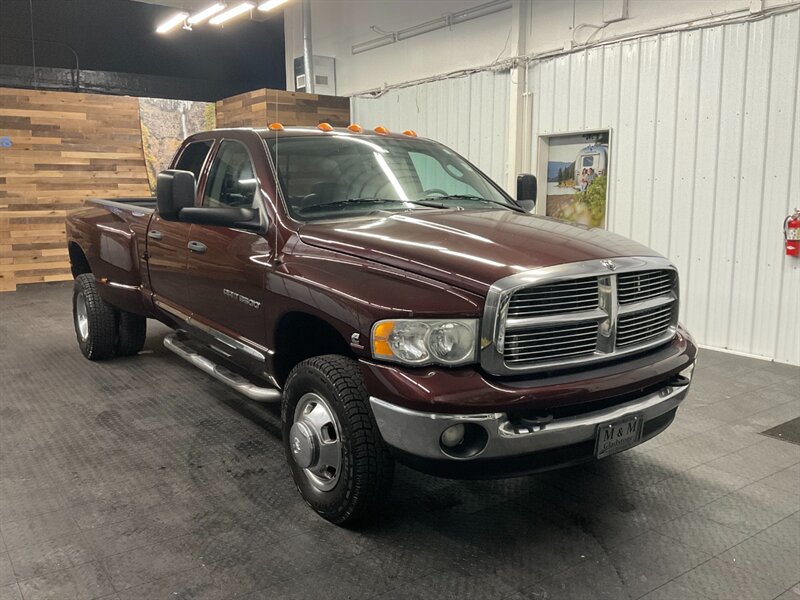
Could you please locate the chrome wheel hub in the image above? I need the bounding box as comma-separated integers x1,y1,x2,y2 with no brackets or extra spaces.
291,392,342,492
75,292,89,341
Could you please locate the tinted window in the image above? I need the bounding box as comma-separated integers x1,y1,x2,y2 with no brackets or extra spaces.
202,141,257,208
175,140,212,179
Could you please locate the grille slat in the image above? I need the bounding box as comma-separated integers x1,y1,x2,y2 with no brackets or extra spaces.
503,321,599,364
617,303,674,347
618,270,675,304
508,344,598,359
507,277,599,318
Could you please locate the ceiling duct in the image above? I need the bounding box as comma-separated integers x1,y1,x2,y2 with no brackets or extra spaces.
352,0,512,55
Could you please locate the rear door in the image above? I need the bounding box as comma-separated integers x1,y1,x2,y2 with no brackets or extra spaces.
183,139,272,357
147,139,214,316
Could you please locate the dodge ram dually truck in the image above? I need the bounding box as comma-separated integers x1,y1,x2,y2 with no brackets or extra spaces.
65,125,696,525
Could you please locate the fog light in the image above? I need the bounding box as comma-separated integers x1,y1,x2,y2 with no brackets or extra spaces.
440,424,466,448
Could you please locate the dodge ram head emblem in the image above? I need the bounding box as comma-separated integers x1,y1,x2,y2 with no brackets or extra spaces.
601,259,617,271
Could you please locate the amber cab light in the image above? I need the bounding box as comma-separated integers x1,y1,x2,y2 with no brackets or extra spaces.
268,122,284,131
317,122,334,132
347,124,363,133
403,130,417,137
374,126,390,134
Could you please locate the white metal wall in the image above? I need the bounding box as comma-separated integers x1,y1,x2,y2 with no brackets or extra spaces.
529,11,800,364
351,70,511,188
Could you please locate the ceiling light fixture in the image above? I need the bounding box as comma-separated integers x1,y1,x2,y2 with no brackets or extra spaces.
209,2,254,25
258,0,289,12
155,11,189,34
188,3,227,25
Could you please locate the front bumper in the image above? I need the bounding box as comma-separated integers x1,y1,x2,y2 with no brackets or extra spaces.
370,375,691,478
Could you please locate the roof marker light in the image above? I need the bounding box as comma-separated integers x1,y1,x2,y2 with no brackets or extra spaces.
156,11,188,33
403,130,417,137
210,2,254,25
317,122,334,132
347,124,363,133
268,122,284,131
258,0,289,12
374,126,390,135
188,3,226,25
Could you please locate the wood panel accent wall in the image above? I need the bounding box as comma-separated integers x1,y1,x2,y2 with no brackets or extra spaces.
215,88,350,128
0,87,151,292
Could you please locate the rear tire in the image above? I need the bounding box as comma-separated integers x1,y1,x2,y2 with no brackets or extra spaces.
283,355,394,526
73,273,116,361
116,311,147,357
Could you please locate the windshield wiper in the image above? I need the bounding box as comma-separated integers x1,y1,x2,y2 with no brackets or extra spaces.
427,194,525,213
300,197,449,212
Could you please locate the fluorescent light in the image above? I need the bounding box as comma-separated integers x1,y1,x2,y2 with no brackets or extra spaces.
258,0,289,12
156,11,188,34
209,2,254,24
188,3,227,25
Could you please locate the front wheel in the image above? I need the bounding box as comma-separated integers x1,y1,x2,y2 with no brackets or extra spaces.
282,355,394,526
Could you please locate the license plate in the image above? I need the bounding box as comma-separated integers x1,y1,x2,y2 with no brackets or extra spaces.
595,414,643,459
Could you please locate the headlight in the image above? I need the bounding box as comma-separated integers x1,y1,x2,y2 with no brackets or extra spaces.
371,319,478,366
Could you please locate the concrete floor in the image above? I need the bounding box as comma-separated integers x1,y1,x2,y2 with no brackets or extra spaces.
0,282,798,600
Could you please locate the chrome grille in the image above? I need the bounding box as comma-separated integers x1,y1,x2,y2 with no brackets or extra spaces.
504,321,599,364
618,270,674,304
507,278,599,318
617,304,675,347
483,257,680,374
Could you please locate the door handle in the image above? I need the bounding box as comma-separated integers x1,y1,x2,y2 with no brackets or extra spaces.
147,230,163,241
188,241,207,254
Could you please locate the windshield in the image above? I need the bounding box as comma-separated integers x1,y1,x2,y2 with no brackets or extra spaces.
264,134,516,221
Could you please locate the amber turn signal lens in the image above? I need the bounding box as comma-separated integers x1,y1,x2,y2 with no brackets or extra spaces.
347,123,363,133
317,122,333,132
402,129,417,137
268,122,284,131
372,321,395,357
374,126,390,134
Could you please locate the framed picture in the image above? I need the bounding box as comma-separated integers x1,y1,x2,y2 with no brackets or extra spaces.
536,130,611,229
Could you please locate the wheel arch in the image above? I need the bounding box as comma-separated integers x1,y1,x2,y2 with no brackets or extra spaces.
68,242,92,277
272,311,356,387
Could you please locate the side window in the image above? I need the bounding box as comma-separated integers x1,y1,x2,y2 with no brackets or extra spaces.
175,140,213,179
202,142,257,208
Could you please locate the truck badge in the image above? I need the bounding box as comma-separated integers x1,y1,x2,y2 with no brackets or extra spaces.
601,260,617,271
223,289,261,309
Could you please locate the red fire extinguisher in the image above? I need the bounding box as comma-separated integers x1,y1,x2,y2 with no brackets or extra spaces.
786,209,800,257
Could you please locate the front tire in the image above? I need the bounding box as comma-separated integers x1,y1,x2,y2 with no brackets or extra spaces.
72,273,116,361
282,355,394,526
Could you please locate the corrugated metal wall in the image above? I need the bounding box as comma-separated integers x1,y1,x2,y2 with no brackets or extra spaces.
351,70,511,187
529,11,800,365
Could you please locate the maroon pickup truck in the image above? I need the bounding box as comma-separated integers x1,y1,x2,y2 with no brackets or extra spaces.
66,125,696,525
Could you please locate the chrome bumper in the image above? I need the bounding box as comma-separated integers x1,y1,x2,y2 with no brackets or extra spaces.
369,379,690,461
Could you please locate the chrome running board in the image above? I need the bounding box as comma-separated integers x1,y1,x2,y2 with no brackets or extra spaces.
163,333,281,402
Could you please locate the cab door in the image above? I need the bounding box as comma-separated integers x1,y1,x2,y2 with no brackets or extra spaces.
183,139,273,361
147,139,214,316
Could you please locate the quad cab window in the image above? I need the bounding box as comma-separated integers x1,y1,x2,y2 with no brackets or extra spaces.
203,141,258,209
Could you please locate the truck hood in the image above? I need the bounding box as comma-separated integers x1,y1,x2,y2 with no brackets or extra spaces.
298,209,660,294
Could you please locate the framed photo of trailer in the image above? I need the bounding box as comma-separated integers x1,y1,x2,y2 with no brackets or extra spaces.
535,130,611,229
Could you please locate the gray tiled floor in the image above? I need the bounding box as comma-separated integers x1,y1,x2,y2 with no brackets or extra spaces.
0,282,798,600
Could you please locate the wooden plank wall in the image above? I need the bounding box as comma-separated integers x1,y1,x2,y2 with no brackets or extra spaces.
0,87,151,292
215,88,350,128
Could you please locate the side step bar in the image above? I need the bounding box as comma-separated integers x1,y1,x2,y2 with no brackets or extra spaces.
163,333,281,402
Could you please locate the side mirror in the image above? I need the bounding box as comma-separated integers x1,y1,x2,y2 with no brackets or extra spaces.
179,207,263,232
156,169,196,220
516,173,537,212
